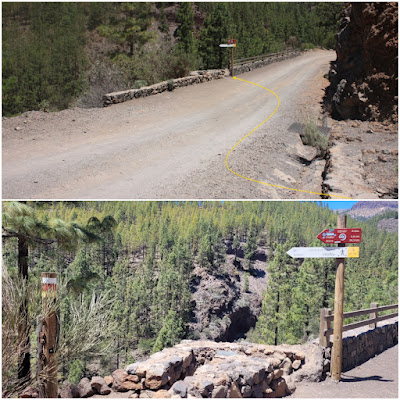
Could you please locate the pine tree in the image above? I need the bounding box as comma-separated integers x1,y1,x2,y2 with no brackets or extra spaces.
198,3,232,69
175,2,196,54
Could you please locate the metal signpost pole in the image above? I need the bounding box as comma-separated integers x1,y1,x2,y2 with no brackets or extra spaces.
331,215,347,381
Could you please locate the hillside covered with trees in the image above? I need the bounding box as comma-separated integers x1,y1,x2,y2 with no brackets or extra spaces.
2,2,343,115
2,201,397,395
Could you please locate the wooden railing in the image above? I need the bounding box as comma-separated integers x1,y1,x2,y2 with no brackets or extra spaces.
233,49,298,66
319,303,398,347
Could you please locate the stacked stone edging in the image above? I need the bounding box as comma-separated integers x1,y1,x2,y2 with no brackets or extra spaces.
103,51,302,107
340,321,398,371
233,51,301,76
54,340,324,399
103,70,226,107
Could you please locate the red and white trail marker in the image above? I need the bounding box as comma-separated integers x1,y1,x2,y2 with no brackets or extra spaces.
317,228,362,244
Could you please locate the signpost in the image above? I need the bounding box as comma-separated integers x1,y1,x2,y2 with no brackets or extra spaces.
331,215,346,382
287,246,359,258
317,228,362,244
40,272,58,398
219,38,236,77
287,217,362,382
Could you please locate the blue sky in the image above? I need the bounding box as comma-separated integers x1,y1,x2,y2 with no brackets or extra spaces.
319,201,358,210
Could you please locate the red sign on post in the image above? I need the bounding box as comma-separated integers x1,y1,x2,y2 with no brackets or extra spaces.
227,39,236,44
317,228,362,244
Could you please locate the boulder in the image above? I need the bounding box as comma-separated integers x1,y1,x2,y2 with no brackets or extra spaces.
227,382,242,398
292,360,302,370
211,385,228,398
145,364,169,390
112,369,128,392
91,376,106,393
104,376,113,386
171,381,188,398
272,369,283,380
78,377,94,398
271,378,287,398
196,380,214,396
280,357,293,375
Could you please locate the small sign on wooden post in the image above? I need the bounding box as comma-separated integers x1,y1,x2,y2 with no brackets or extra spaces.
40,272,58,398
219,38,236,77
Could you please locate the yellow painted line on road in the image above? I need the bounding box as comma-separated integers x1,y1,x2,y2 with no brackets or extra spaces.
225,76,352,199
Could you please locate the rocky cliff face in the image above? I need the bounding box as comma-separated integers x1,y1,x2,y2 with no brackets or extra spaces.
325,2,398,121
189,244,269,342
346,200,398,219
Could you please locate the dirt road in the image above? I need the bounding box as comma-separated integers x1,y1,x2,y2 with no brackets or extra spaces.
290,344,398,398
3,50,337,199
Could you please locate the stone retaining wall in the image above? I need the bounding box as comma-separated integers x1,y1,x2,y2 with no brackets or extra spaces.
52,340,325,399
233,51,301,76
103,51,302,107
340,321,398,371
103,70,226,107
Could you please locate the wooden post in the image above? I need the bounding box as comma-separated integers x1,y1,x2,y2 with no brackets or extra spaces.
41,273,58,398
369,302,379,329
319,308,332,347
231,45,234,77
331,215,346,382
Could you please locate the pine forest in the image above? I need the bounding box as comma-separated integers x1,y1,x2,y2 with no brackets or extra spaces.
2,2,343,115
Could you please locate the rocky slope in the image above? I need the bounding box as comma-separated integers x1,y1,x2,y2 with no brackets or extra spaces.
325,2,398,121
346,200,398,219
189,242,268,342
377,218,398,233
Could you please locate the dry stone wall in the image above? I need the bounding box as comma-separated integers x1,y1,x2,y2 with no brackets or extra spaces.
233,51,301,76
340,321,398,372
103,70,226,107
55,340,324,399
103,51,302,107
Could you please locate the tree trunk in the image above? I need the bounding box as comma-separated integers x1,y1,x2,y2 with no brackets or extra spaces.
274,290,279,346
17,234,30,383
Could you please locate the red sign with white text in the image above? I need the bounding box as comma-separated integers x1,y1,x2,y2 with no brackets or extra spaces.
317,228,362,244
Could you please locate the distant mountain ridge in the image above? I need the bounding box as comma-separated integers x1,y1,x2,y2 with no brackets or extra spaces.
346,201,398,219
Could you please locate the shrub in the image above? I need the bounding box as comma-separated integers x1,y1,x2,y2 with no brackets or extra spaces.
301,43,316,51
301,119,329,156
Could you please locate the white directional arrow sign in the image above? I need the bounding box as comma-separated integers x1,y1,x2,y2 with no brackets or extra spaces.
287,247,359,258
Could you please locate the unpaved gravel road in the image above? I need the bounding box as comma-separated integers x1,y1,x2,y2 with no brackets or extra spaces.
3,50,337,200
290,344,398,398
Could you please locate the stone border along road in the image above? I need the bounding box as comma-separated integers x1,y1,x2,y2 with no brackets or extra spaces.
3,50,353,200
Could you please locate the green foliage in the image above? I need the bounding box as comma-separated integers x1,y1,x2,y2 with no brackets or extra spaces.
198,3,233,69
301,119,329,157
175,2,196,55
2,3,88,115
67,359,85,384
153,308,185,353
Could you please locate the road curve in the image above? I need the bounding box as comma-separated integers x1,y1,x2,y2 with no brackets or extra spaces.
3,50,335,200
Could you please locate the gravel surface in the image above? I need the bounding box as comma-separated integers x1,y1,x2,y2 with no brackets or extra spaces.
3,50,336,199
290,344,398,398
